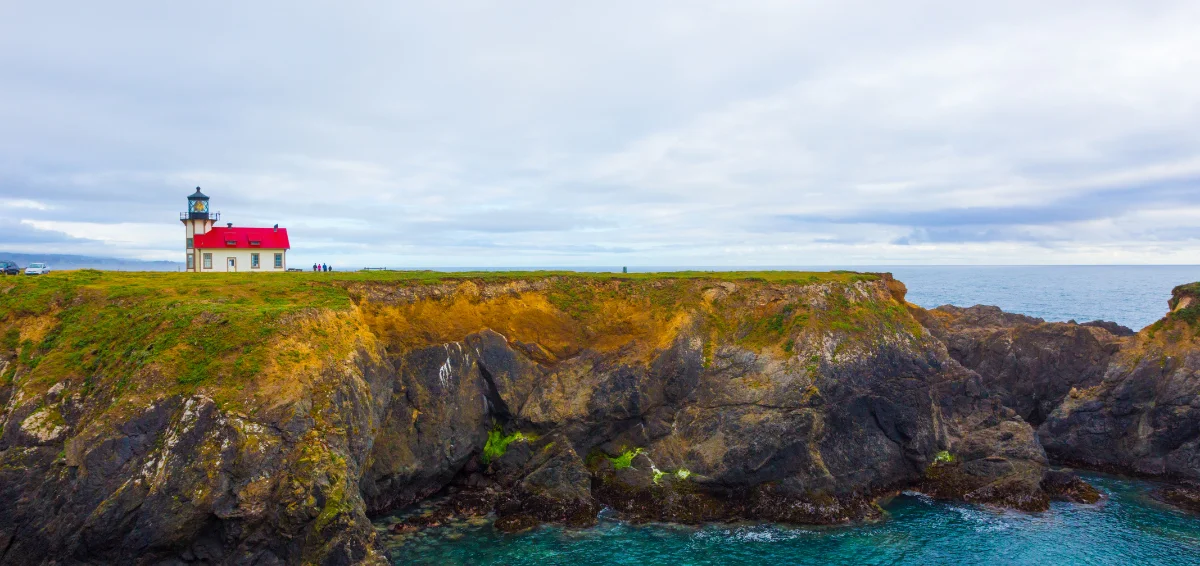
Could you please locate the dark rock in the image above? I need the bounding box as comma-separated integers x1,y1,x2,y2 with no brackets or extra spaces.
917,419,1051,511
920,289,1200,493
1039,303,1200,480
494,514,540,533
0,350,393,565
1157,482,1200,513
1040,470,1101,504
360,342,491,515
494,435,600,528
920,304,1126,426
390,523,418,534
1081,320,1135,337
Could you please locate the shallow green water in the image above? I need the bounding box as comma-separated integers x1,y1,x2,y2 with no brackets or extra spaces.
379,474,1200,565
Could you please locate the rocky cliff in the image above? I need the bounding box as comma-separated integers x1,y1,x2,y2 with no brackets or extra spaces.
1040,283,1200,480
914,284,1200,507
915,305,1131,427
0,271,1190,565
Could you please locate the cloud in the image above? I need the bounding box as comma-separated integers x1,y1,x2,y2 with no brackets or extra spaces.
0,1,1198,266
0,199,50,211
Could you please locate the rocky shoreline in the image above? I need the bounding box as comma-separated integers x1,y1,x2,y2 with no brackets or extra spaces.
1,273,1198,564
377,279,1200,544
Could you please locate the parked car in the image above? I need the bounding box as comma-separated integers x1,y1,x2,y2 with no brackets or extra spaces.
24,262,50,275
0,261,19,275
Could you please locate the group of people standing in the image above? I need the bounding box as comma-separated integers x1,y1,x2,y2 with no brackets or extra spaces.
312,262,332,272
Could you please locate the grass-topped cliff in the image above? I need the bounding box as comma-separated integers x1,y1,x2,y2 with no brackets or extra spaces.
4,269,1111,565
0,269,890,415
7,269,962,565
7,272,1197,565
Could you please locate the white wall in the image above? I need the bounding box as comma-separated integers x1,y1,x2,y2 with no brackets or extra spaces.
183,219,216,272
195,249,287,272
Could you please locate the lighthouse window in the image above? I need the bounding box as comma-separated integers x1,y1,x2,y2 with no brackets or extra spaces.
186,237,194,249
274,253,283,268
251,253,260,268
203,253,212,269
187,255,194,270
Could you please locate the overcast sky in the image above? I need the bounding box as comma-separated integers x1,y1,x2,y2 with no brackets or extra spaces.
2,1,1199,267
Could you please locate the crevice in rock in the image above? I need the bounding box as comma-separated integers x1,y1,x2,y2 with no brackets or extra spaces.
475,360,512,423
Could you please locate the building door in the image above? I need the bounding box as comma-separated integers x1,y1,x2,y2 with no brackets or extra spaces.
227,257,237,272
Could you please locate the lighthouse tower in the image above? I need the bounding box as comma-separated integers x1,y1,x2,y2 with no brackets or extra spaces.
181,187,219,272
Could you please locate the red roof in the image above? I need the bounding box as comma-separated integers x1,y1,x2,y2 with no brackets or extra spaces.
194,227,290,250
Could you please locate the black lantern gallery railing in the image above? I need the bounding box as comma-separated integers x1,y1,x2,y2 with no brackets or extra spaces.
180,211,221,221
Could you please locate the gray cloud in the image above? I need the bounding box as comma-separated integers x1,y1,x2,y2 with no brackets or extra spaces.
1,1,1199,265
771,180,1200,234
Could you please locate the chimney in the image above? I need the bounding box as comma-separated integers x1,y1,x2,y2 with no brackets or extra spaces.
273,224,278,232
227,222,233,228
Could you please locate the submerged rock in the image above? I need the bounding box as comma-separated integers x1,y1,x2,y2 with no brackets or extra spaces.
1157,482,1200,514
1040,470,1102,504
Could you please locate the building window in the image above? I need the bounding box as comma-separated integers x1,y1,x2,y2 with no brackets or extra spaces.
274,253,283,269
251,253,260,269
203,253,212,269
187,255,195,270
186,237,194,249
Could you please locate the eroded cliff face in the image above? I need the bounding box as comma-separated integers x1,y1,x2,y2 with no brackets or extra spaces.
0,273,394,565
0,272,1104,565
355,275,1058,535
912,284,1200,504
0,326,392,565
915,305,1131,426
1040,284,1200,480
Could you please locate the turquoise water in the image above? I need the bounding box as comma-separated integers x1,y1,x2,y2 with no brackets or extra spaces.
380,474,1200,565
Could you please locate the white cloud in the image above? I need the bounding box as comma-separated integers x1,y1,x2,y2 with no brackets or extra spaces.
0,199,50,210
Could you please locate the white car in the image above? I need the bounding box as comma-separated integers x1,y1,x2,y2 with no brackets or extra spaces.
24,262,50,275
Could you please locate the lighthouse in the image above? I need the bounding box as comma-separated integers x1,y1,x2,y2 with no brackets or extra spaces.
181,187,290,272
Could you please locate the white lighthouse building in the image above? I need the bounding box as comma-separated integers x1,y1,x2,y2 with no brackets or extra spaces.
181,187,290,272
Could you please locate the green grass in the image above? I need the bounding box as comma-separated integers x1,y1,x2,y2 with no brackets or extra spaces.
829,320,864,333
1170,305,1200,326
311,269,879,285
0,270,354,412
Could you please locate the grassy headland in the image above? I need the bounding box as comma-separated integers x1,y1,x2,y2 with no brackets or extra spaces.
0,269,899,422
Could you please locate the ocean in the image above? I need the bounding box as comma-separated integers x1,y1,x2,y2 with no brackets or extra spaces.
380,474,1200,566
377,265,1200,565
883,265,1200,331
